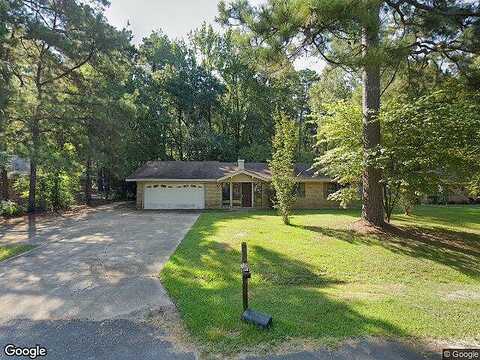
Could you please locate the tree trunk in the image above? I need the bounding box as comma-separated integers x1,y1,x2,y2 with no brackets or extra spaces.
29,53,44,213
104,169,110,200
51,171,60,211
0,166,8,200
0,166,10,200
404,206,411,216
28,119,40,212
85,157,92,205
28,158,37,212
361,5,384,227
207,105,212,129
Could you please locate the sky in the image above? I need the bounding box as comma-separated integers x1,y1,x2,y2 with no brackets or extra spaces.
104,0,325,73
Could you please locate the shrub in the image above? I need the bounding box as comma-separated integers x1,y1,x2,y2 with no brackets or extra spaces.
13,171,79,211
0,200,25,217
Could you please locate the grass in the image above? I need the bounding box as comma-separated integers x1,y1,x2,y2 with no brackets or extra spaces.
160,205,480,354
0,244,35,262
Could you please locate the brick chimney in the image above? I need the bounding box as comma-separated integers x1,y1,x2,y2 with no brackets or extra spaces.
238,159,245,170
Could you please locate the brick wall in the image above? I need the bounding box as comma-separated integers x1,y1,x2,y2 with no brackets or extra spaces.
205,182,222,208
260,182,272,209
294,182,337,209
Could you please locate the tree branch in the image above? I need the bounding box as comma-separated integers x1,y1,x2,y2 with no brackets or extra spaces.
39,48,95,86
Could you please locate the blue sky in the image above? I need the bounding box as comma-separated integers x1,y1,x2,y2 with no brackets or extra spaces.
105,0,325,72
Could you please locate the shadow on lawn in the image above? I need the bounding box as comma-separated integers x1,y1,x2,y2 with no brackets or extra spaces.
296,223,480,278
252,245,345,287
394,205,480,229
163,219,411,347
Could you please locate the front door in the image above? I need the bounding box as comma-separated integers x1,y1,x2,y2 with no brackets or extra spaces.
241,183,252,207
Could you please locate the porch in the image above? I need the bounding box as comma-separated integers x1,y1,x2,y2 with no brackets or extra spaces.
221,181,270,208
216,164,272,209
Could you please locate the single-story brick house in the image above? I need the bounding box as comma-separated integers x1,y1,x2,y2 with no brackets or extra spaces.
126,160,338,210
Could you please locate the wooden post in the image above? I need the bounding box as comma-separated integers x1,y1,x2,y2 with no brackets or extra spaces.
251,181,254,208
241,242,249,311
229,181,233,208
242,242,247,263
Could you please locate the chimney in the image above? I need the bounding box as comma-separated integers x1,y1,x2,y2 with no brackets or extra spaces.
238,159,245,170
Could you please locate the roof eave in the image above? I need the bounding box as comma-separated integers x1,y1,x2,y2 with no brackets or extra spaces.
296,177,332,182
125,178,218,182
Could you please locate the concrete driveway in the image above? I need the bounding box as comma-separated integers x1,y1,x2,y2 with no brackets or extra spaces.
0,204,199,359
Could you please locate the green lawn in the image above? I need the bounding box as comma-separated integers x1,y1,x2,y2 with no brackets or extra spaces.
0,244,35,262
160,205,480,354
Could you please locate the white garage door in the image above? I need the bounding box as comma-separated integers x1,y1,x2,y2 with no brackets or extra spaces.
144,184,205,209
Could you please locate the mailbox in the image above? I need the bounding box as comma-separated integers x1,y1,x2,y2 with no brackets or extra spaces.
240,242,272,329
241,263,251,279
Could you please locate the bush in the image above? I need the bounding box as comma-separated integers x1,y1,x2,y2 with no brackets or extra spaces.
0,200,25,217
13,171,79,211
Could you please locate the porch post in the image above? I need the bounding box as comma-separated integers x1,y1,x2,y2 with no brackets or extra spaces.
251,181,254,208
229,181,233,208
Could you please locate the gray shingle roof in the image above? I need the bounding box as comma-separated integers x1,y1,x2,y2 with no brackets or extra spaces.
126,161,330,181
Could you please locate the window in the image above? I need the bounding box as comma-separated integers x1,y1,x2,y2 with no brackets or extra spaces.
222,183,230,207
324,183,340,198
293,183,305,198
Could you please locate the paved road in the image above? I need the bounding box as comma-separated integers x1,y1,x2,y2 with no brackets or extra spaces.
0,204,199,359
248,339,439,360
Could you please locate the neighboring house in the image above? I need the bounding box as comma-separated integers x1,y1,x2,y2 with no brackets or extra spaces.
425,185,477,204
126,160,338,210
9,155,30,177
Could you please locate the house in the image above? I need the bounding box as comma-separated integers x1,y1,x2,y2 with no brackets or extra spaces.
126,160,338,210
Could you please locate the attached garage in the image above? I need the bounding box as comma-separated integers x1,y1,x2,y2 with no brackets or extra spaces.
143,183,205,209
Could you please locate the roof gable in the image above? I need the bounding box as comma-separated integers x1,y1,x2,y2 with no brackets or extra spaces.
217,169,270,182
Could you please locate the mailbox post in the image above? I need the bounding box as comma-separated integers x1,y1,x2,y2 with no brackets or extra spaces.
241,242,251,311
240,242,272,328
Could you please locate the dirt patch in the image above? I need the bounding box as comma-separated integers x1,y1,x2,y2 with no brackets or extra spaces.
238,337,330,358
428,338,480,352
332,283,407,301
233,231,248,239
349,220,390,235
146,304,198,355
215,242,234,252
444,289,480,301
